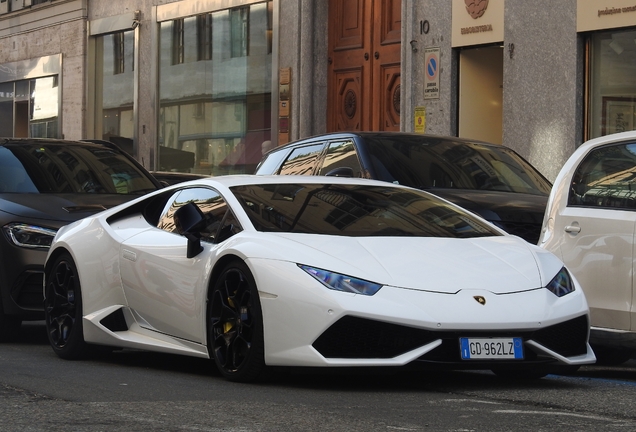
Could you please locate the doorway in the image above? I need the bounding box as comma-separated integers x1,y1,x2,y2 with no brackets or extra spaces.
458,45,503,144
327,0,401,132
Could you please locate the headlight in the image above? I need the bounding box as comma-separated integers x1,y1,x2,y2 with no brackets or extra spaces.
545,267,575,297
298,264,383,296
3,223,57,249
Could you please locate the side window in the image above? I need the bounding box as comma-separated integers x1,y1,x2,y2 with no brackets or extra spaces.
279,143,325,175
318,140,363,177
157,187,232,242
255,147,290,175
569,143,636,209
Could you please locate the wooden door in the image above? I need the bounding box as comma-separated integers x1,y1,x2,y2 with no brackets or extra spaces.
328,0,401,132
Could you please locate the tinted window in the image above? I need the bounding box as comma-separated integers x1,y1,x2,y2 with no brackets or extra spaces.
568,143,636,209
279,143,325,175
231,183,500,238
363,136,551,195
318,140,363,177
0,143,157,194
255,147,290,175
158,187,238,243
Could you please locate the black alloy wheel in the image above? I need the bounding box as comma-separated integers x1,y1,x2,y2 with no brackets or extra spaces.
44,253,88,359
208,260,266,382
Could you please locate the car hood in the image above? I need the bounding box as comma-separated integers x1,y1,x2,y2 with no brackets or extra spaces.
426,189,547,224
0,193,139,224
251,234,560,295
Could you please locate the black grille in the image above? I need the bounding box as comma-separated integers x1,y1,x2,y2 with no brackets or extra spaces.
532,314,588,357
313,315,588,361
13,271,44,309
312,316,438,358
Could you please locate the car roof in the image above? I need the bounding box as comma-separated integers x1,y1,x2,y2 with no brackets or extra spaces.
577,130,636,152
168,174,407,189
0,137,123,151
269,131,499,149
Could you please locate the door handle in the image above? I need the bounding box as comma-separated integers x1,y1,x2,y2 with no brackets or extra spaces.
374,51,379,59
564,225,581,234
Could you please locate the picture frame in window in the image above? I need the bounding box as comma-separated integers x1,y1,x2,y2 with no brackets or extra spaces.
602,97,636,136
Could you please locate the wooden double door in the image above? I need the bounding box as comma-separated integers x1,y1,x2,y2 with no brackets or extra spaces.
328,0,401,132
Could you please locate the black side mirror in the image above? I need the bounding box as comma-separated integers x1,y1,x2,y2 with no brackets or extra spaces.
174,202,206,258
324,166,354,177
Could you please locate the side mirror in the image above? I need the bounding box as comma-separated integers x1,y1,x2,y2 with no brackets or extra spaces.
174,202,206,258
324,166,354,177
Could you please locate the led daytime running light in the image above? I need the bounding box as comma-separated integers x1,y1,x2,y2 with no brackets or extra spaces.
3,223,57,249
299,264,383,296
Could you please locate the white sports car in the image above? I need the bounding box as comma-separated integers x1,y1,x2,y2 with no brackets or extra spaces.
44,175,595,382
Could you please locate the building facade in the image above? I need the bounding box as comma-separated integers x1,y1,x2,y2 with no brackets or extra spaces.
0,0,634,181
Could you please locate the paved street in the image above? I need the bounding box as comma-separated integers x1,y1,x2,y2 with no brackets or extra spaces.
1,322,635,431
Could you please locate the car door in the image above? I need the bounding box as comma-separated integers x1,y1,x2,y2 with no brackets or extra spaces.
551,143,636,332
119,187,231,343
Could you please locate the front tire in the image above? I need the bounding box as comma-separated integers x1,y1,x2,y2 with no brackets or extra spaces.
208,260,267,382
44,253,89,360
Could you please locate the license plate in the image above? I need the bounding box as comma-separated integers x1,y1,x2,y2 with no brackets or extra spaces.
460,337,524,360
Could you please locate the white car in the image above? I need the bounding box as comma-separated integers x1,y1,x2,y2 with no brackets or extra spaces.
540,130,636,365
44,175,594,382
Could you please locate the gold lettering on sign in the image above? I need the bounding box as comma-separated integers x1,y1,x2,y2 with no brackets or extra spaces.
461,24,493,35
598,5,636,17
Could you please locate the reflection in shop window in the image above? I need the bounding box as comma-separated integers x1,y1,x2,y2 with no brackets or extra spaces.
93,30,135,153
230,7,249,58
172,18,185,65
158,1,272,176
30,77,59,138
588,29,636,139
197,14,213,61
0,82,13,137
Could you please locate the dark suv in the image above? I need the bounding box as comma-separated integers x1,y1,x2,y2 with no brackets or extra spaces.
0,138,162,340
255,132,552,243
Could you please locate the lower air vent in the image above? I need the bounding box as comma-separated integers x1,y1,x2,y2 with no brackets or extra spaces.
312,316,438,358
532,314,589,357
100,308,128,332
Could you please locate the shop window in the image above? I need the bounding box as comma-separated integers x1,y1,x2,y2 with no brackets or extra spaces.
587,29,636,139
158,1,273,176
93,31,134,152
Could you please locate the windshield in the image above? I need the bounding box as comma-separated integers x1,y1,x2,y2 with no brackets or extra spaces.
0,143,158,194
231,183,500,238
363,136,552,196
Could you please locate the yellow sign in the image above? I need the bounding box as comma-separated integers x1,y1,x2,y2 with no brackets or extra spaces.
414,107,426,133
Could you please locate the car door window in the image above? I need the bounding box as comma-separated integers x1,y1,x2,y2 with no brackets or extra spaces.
255,147,290,174
569,143,636,209
318,140,363,177
278,143,326,175
157,187,236,242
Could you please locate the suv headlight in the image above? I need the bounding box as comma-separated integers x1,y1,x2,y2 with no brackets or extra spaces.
3,223,57,249
545,267,575,297
299,264,383,296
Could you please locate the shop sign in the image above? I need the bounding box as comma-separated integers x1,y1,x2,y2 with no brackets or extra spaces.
577,0,636,32
452,0,504,47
